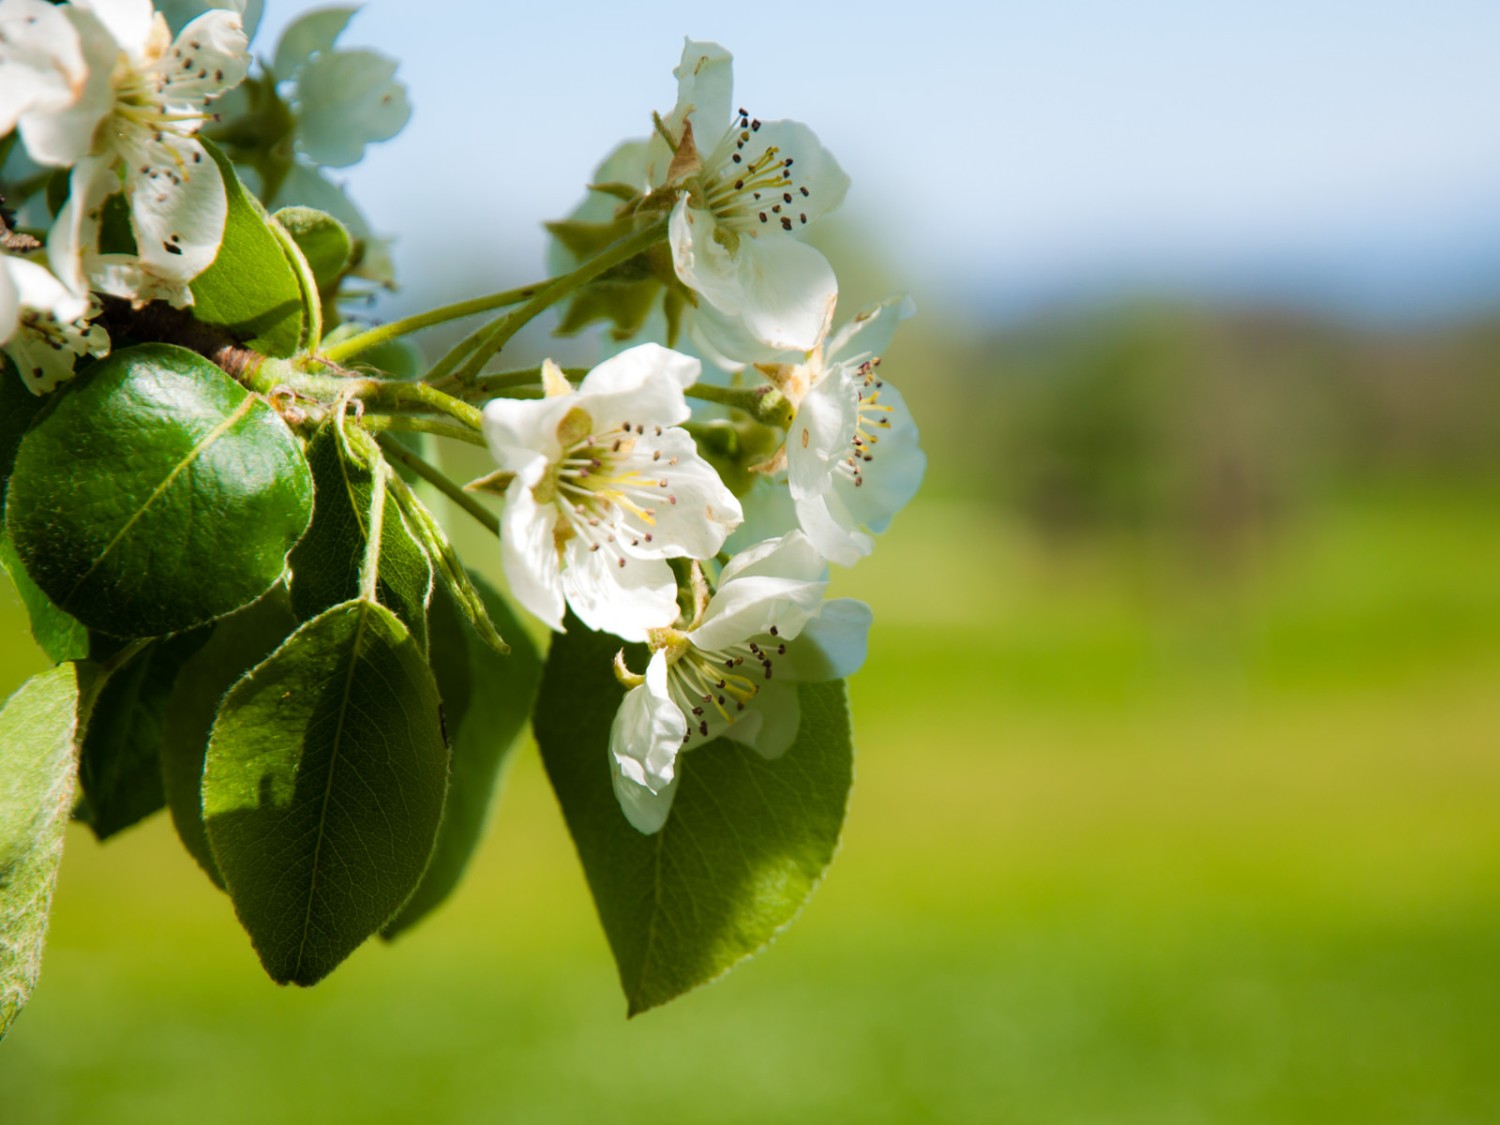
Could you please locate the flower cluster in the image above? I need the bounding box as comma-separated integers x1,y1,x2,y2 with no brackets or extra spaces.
0,0,406,395
507,40,926,831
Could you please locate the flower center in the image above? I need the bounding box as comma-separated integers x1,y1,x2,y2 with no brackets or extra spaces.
549,418,681,567
666,625,788,744
838,359,894,489
698,109,812,235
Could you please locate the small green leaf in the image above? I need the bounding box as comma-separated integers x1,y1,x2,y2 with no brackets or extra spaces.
272,205,351,293
534,621,854,1016
1,663,95,1040
161,587,298,888
383,574,541,939
6,343,314,638
289,422,432,649
203,598,448,985
189,140,306,357
0,531,89,664
77,631,209,840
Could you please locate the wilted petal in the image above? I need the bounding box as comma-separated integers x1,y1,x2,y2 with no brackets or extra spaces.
126,133,226,281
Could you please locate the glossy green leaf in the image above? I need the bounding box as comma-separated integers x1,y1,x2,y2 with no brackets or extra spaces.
383,575,540,939
77,631,208,840
203,598,448,985
0,532,88,664
160,587,298,888
0,663,94,1040
534,621,854,1016
189,140,306,357
272,206,351,293
6,344,314,638
0,362,43,508
289,423,432,649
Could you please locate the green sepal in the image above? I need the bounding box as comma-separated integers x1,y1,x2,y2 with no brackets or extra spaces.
289,421,433,650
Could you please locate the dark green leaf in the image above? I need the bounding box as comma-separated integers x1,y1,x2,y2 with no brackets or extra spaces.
534,621,854,1016
189,140,306,356
383,575,541,939
6,343,314,638
1,663,95,1040
203,598,448,985
161,587,298,888
0,361,44,506
272,206,351,293
0,531,88,664
289,422,432,649
77,631,209,840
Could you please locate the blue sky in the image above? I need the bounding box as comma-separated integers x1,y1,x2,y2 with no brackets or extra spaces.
254,0,1500,321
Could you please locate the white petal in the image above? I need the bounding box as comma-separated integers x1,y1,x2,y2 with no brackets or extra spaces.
743,119,849,225
838,380,925,535
608,652,686,833
793,490,872,567
0,0,86,136
17,6,118,167
0,261,18,343
690,302,803,369
160,9,249,111
732,234,839,353
725,679,801,760
690,533,828,652
786,364,857,499
296,48,410,168
85,253,194,307
579,342,699,397
46,156,114,296
500,466,566,633
825,295,916,367
74,0,156,55
621,428,742,559
5,327,79,395
7,256,88,323
560,542,678,643
781,598,872,682
668,39,733,143
482,393,573,472
669,199,743,314
271,4,354,77
128,134,226,281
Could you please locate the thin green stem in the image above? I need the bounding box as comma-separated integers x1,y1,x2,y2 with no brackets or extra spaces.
357,378,484,431
361,415,488,446
439,215,670,390
316,280,544,366
450,365,589,402
376,435,500,536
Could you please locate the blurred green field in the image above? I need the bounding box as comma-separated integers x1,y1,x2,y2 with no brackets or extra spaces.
2,460,1498,1120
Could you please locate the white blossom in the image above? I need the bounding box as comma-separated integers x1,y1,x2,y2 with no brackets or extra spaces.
10,0,249,303
1,252,109,394
608,531,870,833
482,345,743,641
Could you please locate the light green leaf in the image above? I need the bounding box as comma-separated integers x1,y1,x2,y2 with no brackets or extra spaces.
534,621,854,1016
190,140,307,357
289,422,432,650
5,343,314,638
160,587,298,889
383,574,540,939
203,598,448,986
272,206,351,294
77,631,208,840
0,531,88,664
1,663,94,1040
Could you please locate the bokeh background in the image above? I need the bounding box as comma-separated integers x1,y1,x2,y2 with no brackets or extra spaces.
4,1,1500,1120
